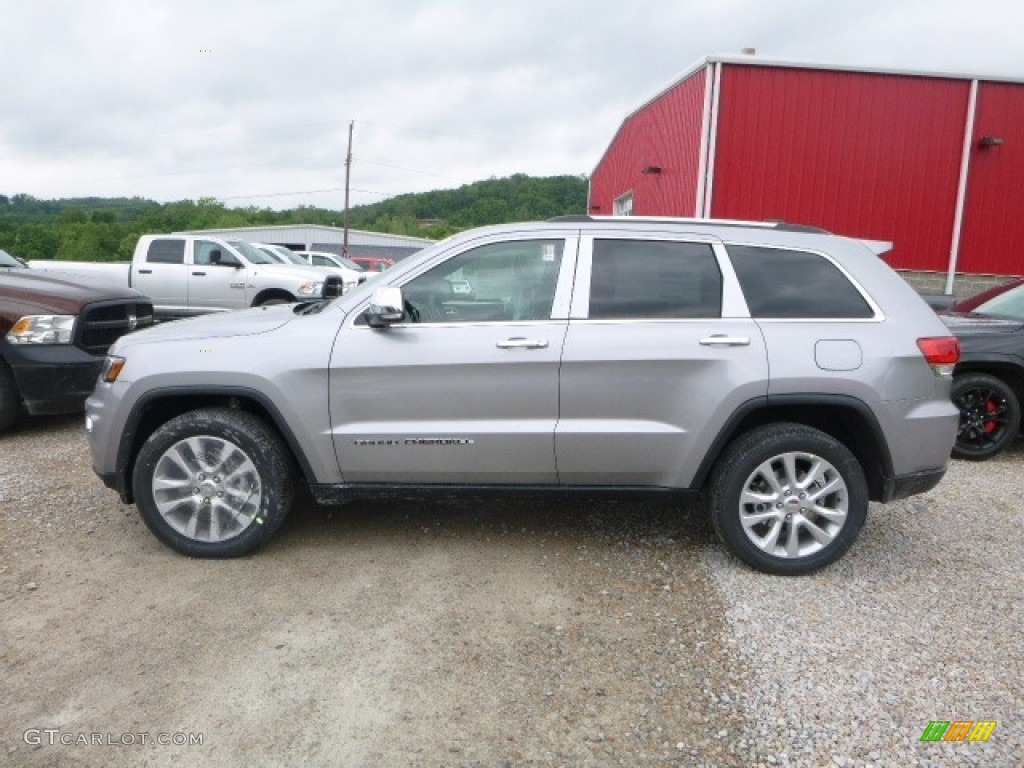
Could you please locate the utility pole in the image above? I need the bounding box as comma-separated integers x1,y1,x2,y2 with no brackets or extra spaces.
343,120,353,258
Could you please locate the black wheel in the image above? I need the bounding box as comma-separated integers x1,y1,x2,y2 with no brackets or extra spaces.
951,373,1020,461
0,360,25,433
132,408,294,557
709,423,868,576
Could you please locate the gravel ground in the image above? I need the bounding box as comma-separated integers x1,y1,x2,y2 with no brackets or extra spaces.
0,415,1020,767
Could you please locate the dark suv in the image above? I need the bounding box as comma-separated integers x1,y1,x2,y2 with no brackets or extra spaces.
86,217,959,574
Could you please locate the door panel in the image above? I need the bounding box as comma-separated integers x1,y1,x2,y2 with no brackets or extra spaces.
556,234,768,488
331,322,567,484
330,235,577,485
557,319,767,487
187,240,249,312
132,238,188,311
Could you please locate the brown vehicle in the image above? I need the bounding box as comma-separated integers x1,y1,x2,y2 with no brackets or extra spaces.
0,248,153,432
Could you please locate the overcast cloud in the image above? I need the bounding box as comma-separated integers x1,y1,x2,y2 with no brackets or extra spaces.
1,0,1022,210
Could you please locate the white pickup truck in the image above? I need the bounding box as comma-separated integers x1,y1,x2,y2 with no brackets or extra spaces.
30,234,340,320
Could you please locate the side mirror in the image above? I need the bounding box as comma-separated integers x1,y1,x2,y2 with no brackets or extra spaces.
365,286,405,328
210,249,242,268
321,275,343,299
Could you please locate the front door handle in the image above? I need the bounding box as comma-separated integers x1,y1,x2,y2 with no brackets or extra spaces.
699,335,750,347
497,337,549,350
192,271,207,276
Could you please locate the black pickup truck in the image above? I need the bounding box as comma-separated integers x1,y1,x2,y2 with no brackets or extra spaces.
0,248,153,432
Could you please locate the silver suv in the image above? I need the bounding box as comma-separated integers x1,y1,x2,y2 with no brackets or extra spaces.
85,217,961,574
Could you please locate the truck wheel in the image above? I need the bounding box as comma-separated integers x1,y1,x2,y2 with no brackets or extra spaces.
709,423,868,576
132,408,294,557
951,373,1020,461
0,360,25,433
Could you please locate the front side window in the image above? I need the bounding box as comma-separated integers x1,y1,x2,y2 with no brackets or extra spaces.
588,239,722,319
401,239,564,323
728,245,874,319
194,240,238,266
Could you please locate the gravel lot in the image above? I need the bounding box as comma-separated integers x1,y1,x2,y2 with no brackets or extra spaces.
1,415,1020,767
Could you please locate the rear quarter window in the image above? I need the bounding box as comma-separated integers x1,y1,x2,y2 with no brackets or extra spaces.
146,239,185,265
728,245,874,319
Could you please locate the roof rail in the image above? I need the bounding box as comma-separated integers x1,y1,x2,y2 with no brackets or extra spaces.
547,214,830,234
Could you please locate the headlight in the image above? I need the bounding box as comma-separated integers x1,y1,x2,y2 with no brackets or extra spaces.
6,315,76,344
297,281,323,296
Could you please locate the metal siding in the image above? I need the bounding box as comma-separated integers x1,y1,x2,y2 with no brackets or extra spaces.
710,66,970,271
958,82,1024,274
589,72,706,216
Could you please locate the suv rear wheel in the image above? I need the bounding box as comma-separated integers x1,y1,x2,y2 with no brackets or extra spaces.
132,408,294,557
709,423,868,575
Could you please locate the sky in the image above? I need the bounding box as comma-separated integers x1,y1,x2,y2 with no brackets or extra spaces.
2,0,1023,211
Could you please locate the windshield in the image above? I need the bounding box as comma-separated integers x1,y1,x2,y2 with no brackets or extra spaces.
229,240,276,265
335,256,365,272
971,284,1024,321
277,248,308,265
0,248,25,268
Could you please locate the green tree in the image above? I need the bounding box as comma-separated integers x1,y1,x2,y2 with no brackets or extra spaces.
14,223,61,260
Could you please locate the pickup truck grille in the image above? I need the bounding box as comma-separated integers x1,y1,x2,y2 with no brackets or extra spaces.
75,299,155,355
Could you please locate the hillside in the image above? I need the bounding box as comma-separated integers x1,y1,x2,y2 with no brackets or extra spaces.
0,174,589,261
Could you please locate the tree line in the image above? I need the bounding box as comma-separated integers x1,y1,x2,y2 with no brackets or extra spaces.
0,174,588,262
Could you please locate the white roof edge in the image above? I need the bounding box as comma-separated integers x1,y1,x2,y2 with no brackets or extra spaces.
173,223,433,245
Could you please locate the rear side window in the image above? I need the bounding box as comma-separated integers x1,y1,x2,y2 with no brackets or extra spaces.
728,245,874,319
146,239,185,265
589,240,722,319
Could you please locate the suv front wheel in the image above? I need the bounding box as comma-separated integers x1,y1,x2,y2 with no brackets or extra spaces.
709,423,868,576
132,408,294,557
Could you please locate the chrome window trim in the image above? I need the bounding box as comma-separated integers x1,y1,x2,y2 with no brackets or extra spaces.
343,232,580,329
571,234,747,321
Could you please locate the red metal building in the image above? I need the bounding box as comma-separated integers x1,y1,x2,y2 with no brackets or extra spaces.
589,56,1024,290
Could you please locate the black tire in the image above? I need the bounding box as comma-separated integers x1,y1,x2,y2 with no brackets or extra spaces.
0,359,25,433
709,423,868,576
950,372,1020,461
132,408,294,557
256,296,291,307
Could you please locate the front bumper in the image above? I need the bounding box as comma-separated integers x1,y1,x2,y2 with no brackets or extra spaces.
5,343,103,415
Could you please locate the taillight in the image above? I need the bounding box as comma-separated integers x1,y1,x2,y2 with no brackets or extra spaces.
917,336,960,376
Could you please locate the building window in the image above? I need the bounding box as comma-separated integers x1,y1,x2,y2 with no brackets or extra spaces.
613,192,633,216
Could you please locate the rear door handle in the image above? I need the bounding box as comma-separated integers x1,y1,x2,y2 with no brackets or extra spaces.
192,271,207,276
138,269,153,274
699,335,750,347
497,337,549,350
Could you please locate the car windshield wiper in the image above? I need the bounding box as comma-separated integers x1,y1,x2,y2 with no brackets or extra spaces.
293,300,326,315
